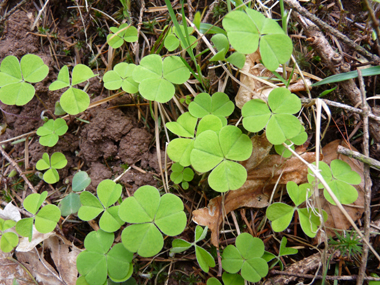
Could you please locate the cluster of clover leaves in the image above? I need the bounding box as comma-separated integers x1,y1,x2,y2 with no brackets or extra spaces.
0,3,364,285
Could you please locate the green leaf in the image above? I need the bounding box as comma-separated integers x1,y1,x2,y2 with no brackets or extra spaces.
72,64,95,85
103,63,138,93
279,237,298,256
36,153,50,171
163,56,190,84
37,118,68,147
219,126,252,161
164,34,180,51
226,52,245,69
242,99,271,132
170,170,183,184
59,193,81,216
259,34,293,71
121,223,163,257
241,257,268,283
35,204,61,233
268,88,301,114
182,168,194,181
43,168,60,184
0,232,18,252
211,34,229,58
103,71,122,90
297,208,327,238
266,203,295,232
20,54,49,83
119,185,160,223
210,50,227,62
166,112,197,138
0,55,22,87
167,138,194,167
139,77,175,103
266,114,302,145
200,23,227,35
107,243,133,281
208,160,247,192
325,180,358,205
307,161,332,189
99,206,124,232
0,82,35,106
49,65,70,90
72,171,91,192
78,191,104,221
287,181,312,206
123,26,138,42
170,239,192,253
171,162,184,173
222,272,244,285
77,251,107,285
50,152,67,169
15,218,34,241
0,219,16,231
97,180,122,208
155,193,186,236
197,114,223,135
207,278,222,285
84,230,114,254
60,87,90,115
23,191,48,215
222,245,244,273
191,130,224,173
195,245,215,273
133,54,162,82
330,159,361,185
189,92,234,119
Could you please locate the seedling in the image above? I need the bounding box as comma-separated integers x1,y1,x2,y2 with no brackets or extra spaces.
222,233,268,283
36,118,68,147
0,54,49,105
222,7,293,70
76,230,133,285
266,181,328,237
0,218,18,252
207,272,244,285
103,62,139,93
191,125,252,192
329,230,362,259
242,87,303,145
209,34,245,69
170,162,194,190
78,179,124,233
36,152,68,184
49,65,95,115
15,191,61,241
262,237,298,270
171,226,215,272
59,171,91,216
307,160,361,205
132,54,190,103
107,23,138,48
118,185,187,257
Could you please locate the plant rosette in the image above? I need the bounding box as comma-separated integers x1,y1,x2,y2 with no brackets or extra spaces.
0,218,18,252
36,118,68,147
132,54,190,103
36,152,68,184
266,181,328,238
15,191,61,242
170,162,194,190
307,160,361,205
103,62,139,93
76,230,133,285
49,64,95,115
107,23,138,48
0,54,49,106
222,233,268,283
118,185,187,257
78,179,124,233
242,87,303,145
170,226,215,272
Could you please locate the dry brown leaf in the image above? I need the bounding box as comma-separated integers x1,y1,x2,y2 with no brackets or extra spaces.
193,136,317,247
0,251,35,285
319,139,365,239
235,51,312,108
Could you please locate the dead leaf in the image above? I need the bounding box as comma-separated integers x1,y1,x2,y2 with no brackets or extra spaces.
318,139,365,239
0,251,35,285
16,230,55,252
0,203,21,222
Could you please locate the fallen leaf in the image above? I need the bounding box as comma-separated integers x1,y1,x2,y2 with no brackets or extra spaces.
0,203,21,222
16,229,55,252
0,251,35,285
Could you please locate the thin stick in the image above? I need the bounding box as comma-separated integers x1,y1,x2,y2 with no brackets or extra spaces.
337,145,380,171
154,102,168,193
282,143,380,263
0,147,37,193
356,69,372,284
270,270,380,281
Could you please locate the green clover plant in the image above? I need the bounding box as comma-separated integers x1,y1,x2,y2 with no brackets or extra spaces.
15,191,61,241
36,152,68,184
266,181,328,237
222,233,268,283
118,185,187,257
107,23,138,48
78,179,124,233
170,162,194,190
132,54,190,103
103,62,139,94
59,171,91,216
36,118,68,147
242,87,303,145
207,273,244,285
209,34,245,69
164,26,197,52
76,230,133,285
0,218,18,252
0,54,49,105
170,226,215,272
307,160,361,205
262,237,298,270
222,7,293,70
49,65,95,115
